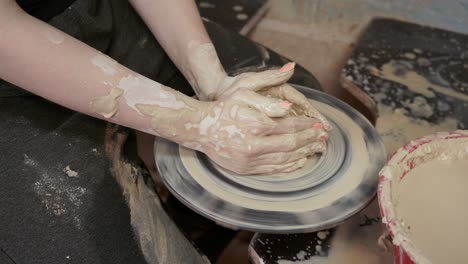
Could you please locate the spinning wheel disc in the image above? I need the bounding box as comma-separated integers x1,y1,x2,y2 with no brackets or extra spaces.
155,85,386,233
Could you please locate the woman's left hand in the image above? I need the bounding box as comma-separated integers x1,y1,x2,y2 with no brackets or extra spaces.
213,62,332,131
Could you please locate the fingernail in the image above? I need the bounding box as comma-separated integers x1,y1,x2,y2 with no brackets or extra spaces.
278,101,292,109
279,62,295,72
313,123,322,129
319,134,329,141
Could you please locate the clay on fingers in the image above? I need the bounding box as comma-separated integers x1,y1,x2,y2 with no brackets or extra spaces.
259,84,332,131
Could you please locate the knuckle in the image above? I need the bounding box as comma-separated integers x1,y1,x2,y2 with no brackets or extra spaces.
233,151,248,161
284,136,297,149
249,141,262,154
238,155,250,164
237,88,250,95
279,137,290,149
231,89,249,99
269,154,284,164
249,127,263,135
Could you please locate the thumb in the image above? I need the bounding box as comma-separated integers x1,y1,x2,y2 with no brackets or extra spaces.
259,84,333,131
233,89,292,118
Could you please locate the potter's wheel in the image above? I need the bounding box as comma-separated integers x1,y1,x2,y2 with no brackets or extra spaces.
154,85,386,233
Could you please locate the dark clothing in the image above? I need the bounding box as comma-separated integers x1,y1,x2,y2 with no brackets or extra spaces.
17,0,76,21
1,1,198,263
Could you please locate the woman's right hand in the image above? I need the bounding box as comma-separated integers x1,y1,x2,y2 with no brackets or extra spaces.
185,89,328,175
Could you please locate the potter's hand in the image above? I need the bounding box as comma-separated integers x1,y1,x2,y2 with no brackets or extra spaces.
213,62,332,131
183,42,330,131
258,82,332,131
212,62,295,100
187,89,328,175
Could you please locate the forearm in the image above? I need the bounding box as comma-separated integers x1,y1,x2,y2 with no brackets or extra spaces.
129,0,227,100
0,2,201,141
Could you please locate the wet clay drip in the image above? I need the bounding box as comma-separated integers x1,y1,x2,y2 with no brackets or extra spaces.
90,88,123,118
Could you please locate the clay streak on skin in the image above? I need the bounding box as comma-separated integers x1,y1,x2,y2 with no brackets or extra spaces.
230,105,239,119
184,123,199,130
118,75,190,112
199,107,222,135
92,55,118,76
90,88,123,118
220,125,245,138
186,42,226,100
46,29,64,44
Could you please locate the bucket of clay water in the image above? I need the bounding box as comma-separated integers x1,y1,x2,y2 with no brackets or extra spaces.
378,130,468,264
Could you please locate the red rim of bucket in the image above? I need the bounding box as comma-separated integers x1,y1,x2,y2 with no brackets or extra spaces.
377,130,468,263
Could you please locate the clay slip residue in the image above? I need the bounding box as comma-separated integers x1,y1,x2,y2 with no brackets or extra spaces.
46,29,64,44
90,88,123,118
24,154,88,229
92,54,118,76
64,165,78,177
376,104,458,155
118,75,190,111
369,62,468,101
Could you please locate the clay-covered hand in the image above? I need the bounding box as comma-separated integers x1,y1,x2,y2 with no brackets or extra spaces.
184,89,329,175
213,63,332,131
185,43,330,131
